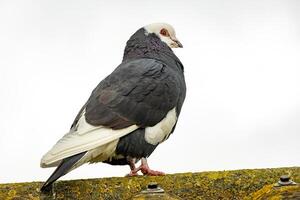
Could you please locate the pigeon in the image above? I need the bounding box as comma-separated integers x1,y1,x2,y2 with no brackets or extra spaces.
40,22,186,191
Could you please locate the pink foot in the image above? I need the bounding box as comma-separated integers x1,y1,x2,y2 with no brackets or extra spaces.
126,157,140,176
141,165,165,176
125,157,165,176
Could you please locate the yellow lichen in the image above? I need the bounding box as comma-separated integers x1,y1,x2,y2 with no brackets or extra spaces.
0,167,299,200
246,184,300,200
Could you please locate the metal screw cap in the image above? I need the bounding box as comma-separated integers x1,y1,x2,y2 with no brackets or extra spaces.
148,182,159,189
275,175,297,187
280,175,290,183
141,182,164,194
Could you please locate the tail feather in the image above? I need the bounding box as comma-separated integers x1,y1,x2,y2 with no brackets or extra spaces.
41,151,86,192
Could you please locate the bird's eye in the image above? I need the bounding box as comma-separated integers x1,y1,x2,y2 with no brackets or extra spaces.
160,28,169,37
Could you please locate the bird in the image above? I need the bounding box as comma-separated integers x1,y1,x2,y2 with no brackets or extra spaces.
40,22,186,192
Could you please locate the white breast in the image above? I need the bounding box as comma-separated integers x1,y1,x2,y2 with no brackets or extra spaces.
145,107,177,145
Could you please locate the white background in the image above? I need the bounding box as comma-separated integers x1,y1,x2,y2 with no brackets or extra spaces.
0,0,299,183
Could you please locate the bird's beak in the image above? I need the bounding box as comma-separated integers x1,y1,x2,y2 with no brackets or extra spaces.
176,40,183,48
171,37,183,48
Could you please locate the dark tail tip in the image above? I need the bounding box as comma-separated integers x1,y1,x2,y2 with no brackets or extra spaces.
40,151,86,193
40,182,53,193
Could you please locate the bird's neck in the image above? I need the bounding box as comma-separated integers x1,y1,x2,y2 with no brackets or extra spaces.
122,28,184,72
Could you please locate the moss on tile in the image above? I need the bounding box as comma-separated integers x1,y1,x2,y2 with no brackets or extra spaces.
0,167,299,200
246,184,300,200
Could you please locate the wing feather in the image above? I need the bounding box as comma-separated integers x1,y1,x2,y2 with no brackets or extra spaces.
85,58,180,128
41,58,182,167
41,110,138,167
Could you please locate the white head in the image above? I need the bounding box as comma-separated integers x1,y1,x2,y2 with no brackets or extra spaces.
144,23,183,48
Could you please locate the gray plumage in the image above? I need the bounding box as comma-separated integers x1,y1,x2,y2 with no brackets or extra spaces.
41,23,186,192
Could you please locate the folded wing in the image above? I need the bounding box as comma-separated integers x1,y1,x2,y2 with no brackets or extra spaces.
41,58,180,167
41,110,138,167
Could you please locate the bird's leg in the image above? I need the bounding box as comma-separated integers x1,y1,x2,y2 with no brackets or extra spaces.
126,157,140,176
139,158,165,176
